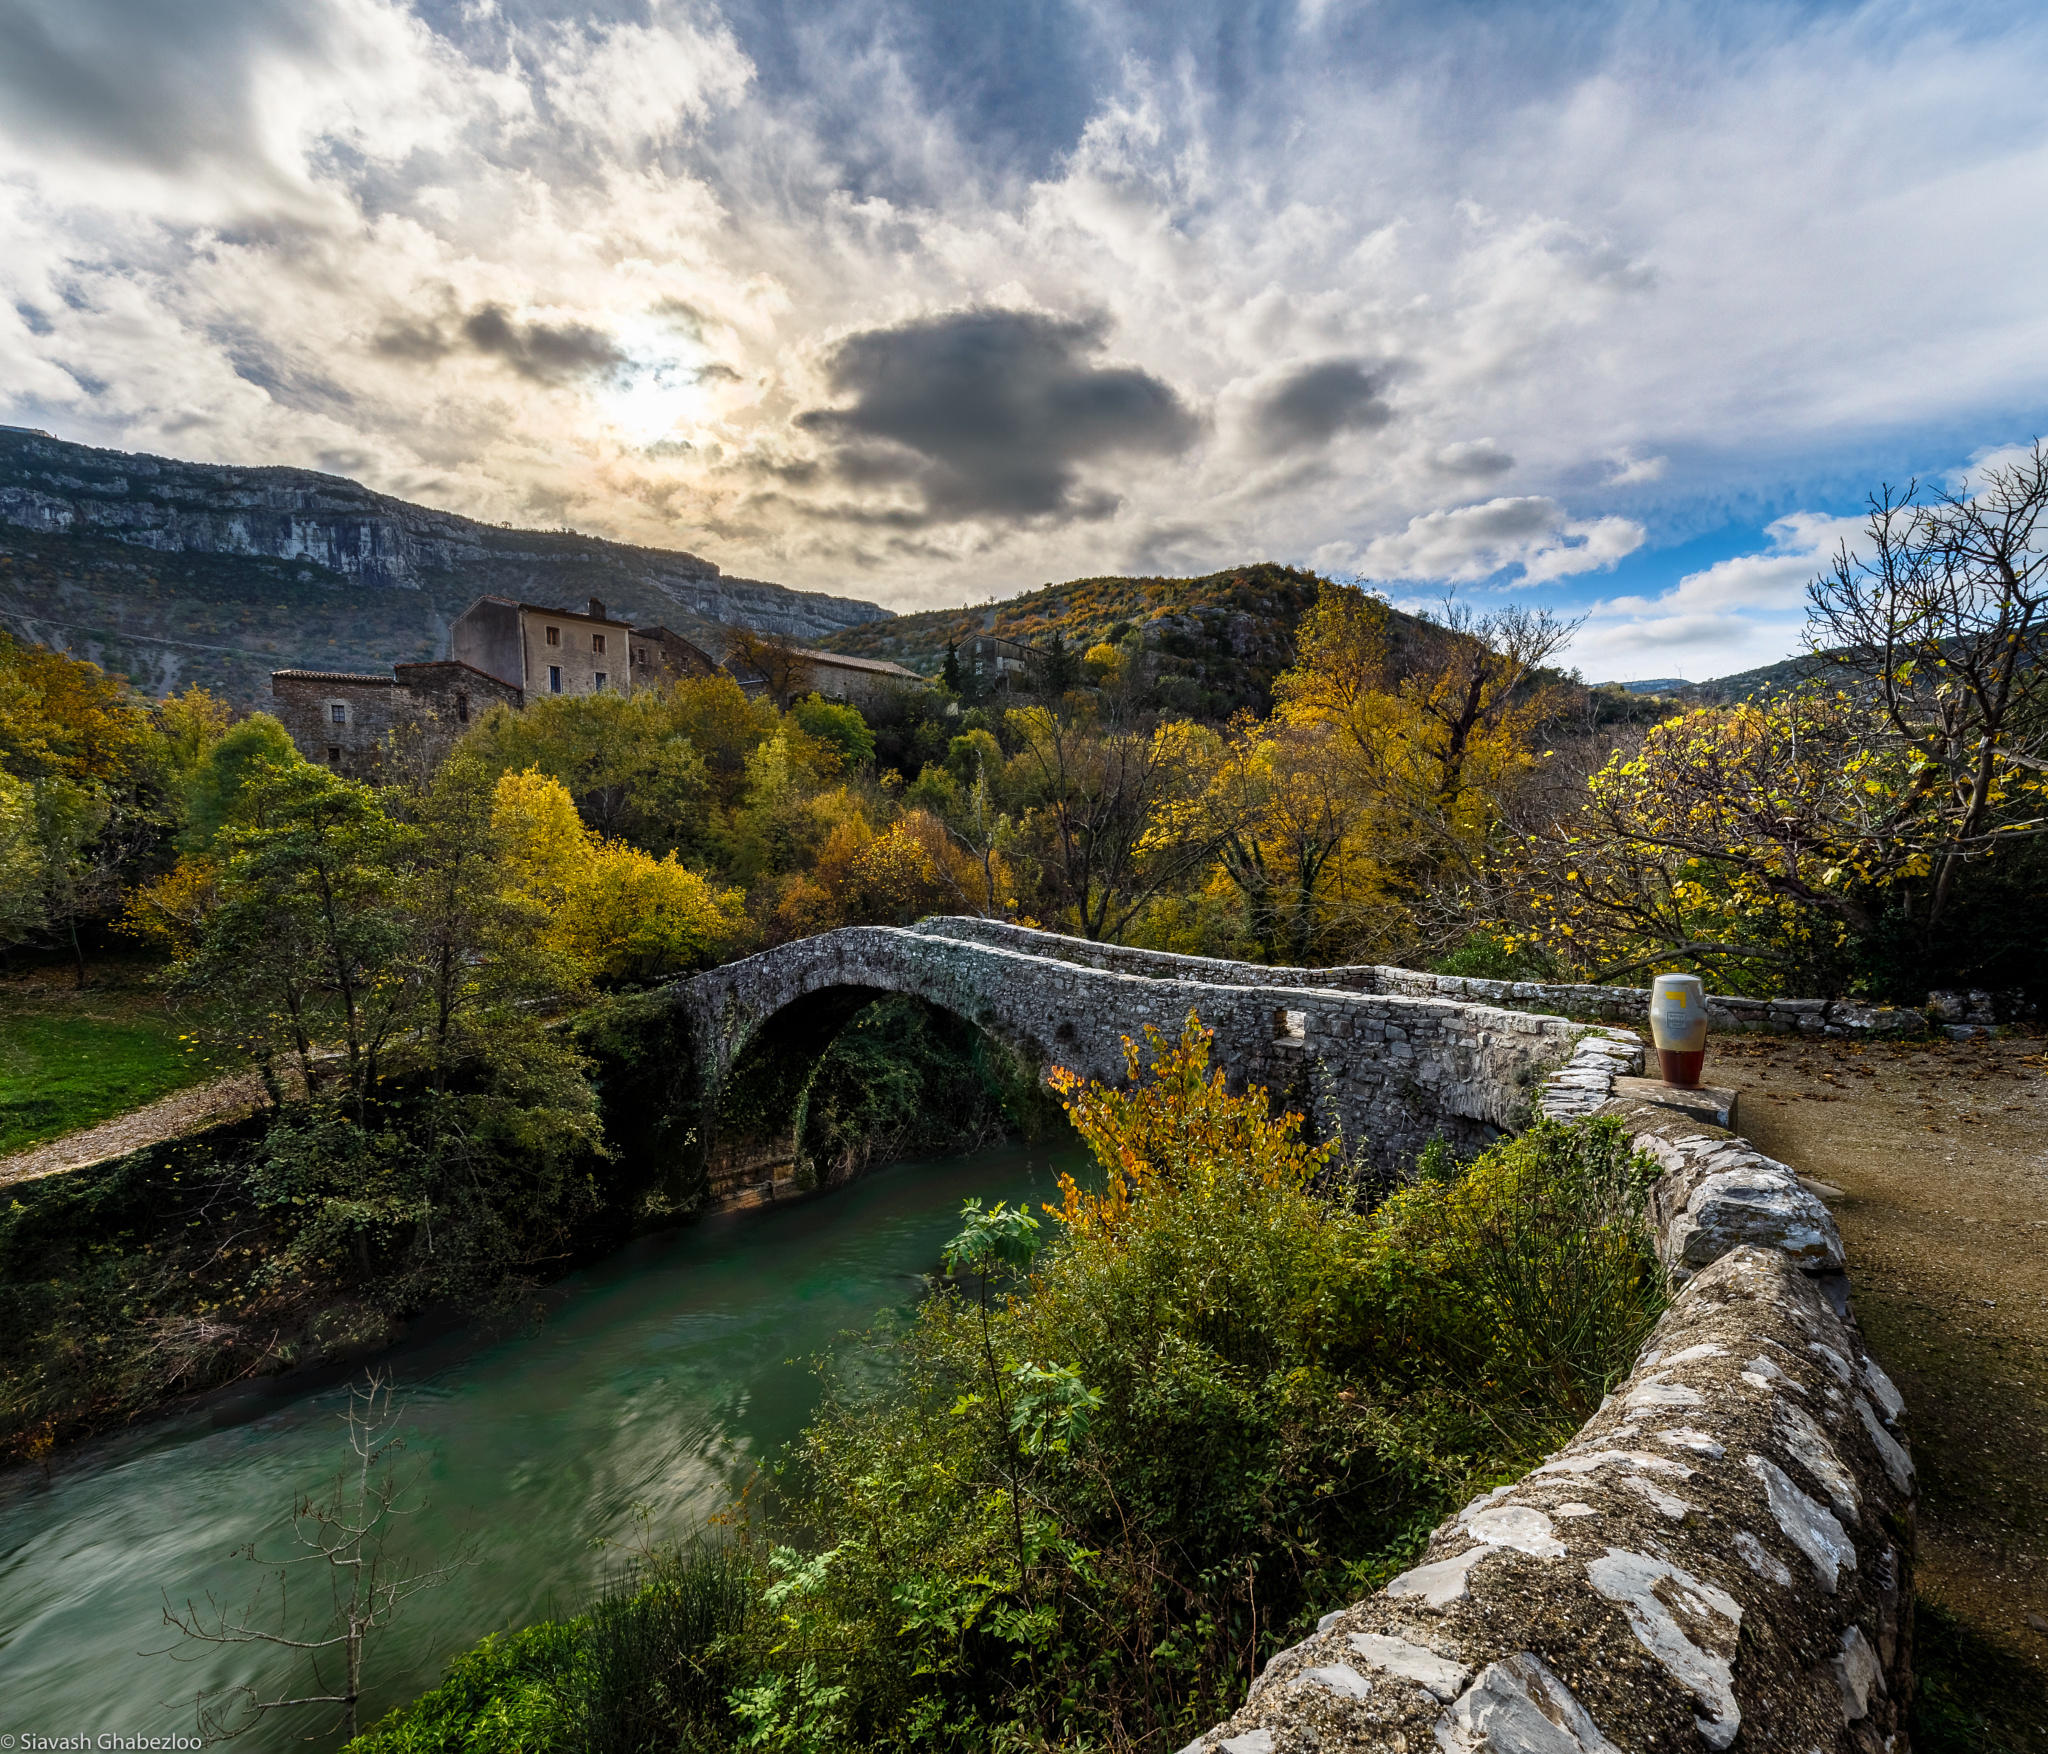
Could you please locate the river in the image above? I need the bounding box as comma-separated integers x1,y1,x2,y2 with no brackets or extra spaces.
0,1141,1075,1744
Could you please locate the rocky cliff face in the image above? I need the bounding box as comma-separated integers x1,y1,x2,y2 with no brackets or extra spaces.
0,430,893,701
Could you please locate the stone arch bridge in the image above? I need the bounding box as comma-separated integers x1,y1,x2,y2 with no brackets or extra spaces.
674,918,1601,1175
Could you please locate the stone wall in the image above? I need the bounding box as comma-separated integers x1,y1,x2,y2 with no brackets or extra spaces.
272,661,520,776
1178,1029,1913,1754
911,917,1949,1039
269,670,403,780
675,925,1601,1173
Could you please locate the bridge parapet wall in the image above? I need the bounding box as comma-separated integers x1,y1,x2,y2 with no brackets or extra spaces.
1177,1023,1907,1754
909,918,1935,1039
676,926,1605,1170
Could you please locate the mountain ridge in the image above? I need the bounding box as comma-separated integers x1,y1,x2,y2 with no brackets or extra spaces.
0,430,889,704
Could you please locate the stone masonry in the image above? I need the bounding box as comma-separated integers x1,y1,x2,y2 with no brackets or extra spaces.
675,923,1600,1175
1178,1003,1911,1754
914,916,1960,1040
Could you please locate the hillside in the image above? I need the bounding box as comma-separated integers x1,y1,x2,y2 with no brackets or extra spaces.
0,430,888,706
818,563,1336,719
1674,652,1826,704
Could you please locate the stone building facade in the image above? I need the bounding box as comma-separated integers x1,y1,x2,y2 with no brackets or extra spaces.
629,624,721,689
269,670,404,779
271,595,729,773
450,595,636,698
271,660,523,778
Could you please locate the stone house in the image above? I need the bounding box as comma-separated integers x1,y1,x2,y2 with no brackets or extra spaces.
269,670,404,779
268,594,729,774
271,594,877,775
450,596,636,698
724,644,926,709
629,624,722,690
270,660,523,778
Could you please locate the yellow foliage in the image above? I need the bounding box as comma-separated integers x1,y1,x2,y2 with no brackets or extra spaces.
557,840,751,983
492,768,591,908
1047,1010,1334,1241
491,766,749,980
118,855,222,956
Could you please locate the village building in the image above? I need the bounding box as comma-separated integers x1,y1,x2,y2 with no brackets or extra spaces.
723,644,926,709
270,593,826,774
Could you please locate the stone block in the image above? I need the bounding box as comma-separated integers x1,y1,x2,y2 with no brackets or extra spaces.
1612,1076,1738,1129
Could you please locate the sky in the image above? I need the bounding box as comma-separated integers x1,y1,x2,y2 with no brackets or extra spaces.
2,0,2046,683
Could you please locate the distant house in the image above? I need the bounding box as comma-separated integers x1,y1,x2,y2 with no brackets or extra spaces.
269,670,403,780
725,645,927,709
270,660,524,779
963,633,1039,689
272,595,883,774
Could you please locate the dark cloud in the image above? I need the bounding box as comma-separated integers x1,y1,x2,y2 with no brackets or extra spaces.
0,0,331,174
1431,440,1515,480
460,305,624,382
1252,359,1394,451
372,303,625,384
795,306,1197,525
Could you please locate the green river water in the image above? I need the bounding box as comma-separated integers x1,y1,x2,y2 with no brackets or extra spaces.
0,1141,1076,1744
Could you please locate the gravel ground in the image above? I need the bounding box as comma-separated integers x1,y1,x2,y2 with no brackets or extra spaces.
0,1068,271,1185
1709,1029,2048,1739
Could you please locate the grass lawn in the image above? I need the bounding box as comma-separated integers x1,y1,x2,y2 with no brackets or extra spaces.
0,971,224,1157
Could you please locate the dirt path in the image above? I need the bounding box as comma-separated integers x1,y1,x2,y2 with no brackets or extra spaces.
1708,1030,2048,1748
0,1068,271,1186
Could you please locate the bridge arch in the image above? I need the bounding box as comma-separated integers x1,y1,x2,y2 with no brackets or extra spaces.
674,921,1608,1186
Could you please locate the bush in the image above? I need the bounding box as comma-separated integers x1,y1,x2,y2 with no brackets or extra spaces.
350,1544,756,1754
758,1026,1666,1749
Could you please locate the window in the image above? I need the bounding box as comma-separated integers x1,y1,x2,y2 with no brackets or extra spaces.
329,702,347,724
326,746,342,764
545,625,561,647
549,665,563,693
633,646,644,664
456,693,469,723
592,633,606,655
593,672,608,690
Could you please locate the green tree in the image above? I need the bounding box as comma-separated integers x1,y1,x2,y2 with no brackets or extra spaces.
460,691,712,854
181,714,302,849
788,695,875,772
178,760,416,1109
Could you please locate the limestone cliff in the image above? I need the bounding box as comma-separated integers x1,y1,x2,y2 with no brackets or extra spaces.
0,429,890,704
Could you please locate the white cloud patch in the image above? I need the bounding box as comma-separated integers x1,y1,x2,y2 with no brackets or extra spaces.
1606,450,1667,485
1566,510,1865,682
1347,496,1644,585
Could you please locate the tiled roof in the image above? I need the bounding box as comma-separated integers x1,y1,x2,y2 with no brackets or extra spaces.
795,648,926,678
271,670,397,685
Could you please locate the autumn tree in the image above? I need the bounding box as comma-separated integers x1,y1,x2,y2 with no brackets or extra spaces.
1006,705,1223,941
1529,450,2048,996
724,629,818,709
1272,584,1576,955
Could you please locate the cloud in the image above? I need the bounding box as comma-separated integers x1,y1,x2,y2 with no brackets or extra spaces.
1605,450,1667,485
0,0,2045,627
1250,358,1394,450
1350,496,1643,585
1565,509,1864,681
374,303,627,384
1430,439,1515,480
793,306,1197,524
